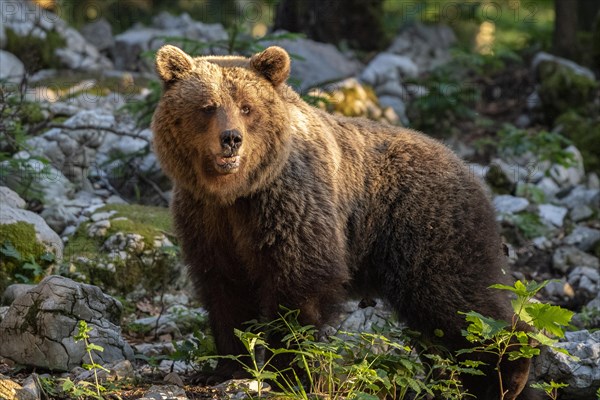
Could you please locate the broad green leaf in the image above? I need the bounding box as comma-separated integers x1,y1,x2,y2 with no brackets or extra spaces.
0,241,21,260
491,280,548,297
490,280,528,296
375,369,392,390
462,311,509,340
14,273,29,283
524,280,551,294
87,343,105,352
515,330,529,345
254,371,279,381
353,392,380,400
61,378,74,391
40,252,55,262
21,262,39,271
398,357,417,372
552,346,580,360
489,283,520,292
525,303,574,337
528,331,558,347
531,380,569,395
507,346,539,360
511,297,533,322
406,377,425,394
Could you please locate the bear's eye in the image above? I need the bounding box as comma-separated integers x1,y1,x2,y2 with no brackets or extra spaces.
241,105,251,115
201,104,217,115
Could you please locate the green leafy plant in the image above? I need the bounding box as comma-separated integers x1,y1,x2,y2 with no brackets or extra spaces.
576,305,600,330
1,239,55,284
170,329,217,370
508,211,547,240
497,124,575,169
61,377,105,400
530,380,569,400
406,67,479,136
459,280,576,399
195,308,467,400
182,281,573,400
0,78,54,203
38,376,60,398
450,46,523,76
515,183,547,205
62,320,110,400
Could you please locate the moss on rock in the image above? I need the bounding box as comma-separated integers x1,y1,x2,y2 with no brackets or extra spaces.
555,111,600,175
5,28,66,72
64,204,179,296
538,61,598,118
0,222,51,292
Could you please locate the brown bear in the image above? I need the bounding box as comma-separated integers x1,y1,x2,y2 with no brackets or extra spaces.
151,45,535,399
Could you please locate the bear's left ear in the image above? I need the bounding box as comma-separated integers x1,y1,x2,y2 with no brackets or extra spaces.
155,45,194,83
250,46,291,86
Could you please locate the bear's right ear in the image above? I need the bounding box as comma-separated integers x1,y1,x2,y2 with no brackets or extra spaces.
155,45,194,83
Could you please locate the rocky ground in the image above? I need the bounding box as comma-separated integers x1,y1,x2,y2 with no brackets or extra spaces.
1,1,599,399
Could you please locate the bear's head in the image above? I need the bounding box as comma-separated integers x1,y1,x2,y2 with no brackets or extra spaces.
151,45,294,204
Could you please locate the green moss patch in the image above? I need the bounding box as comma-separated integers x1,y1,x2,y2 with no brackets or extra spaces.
538,61,598,118
5,28,66,72
103,204,173,241
0,222,53,292
0,222,45,260
63,204,178,296
555,111,600,175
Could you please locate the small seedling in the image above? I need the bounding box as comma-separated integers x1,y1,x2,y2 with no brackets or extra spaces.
530,380,569,400
63,320,110,399
459,280,576,399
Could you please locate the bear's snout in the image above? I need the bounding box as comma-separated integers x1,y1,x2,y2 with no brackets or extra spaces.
220,129,243,155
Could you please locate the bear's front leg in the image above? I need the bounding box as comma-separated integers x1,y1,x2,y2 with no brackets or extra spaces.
200,275,260,382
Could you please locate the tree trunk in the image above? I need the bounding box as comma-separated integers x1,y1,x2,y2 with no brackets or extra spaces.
273,0,388,51
553,0,579,60
577,0,600,32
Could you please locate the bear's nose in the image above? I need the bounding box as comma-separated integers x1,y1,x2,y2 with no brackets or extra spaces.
220,129,243,152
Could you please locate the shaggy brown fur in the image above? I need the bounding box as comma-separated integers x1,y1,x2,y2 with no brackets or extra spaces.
152,45,536,399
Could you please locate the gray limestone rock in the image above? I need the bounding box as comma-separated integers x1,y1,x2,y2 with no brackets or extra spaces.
0,0,111,71
564,226,600,252
0,203,63,258
550,146,586,187
0,275,133,371
0,156,75,208
0,373,38,400
533,330,600,399
568,266,600,294
538,203,568,227
536,177,561,198
570,205,594,222
1,284,35,306
0,51,25,84
113,11,227,72
387,22,456,73
360,52,419,87
532,52,596,81
493,195,530,214
80,18,114,52
552,246,600,273
558,185,600,211
141,384,188,400
0,186,26,209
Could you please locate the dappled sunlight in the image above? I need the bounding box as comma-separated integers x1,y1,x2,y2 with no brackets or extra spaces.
476,21,496,54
